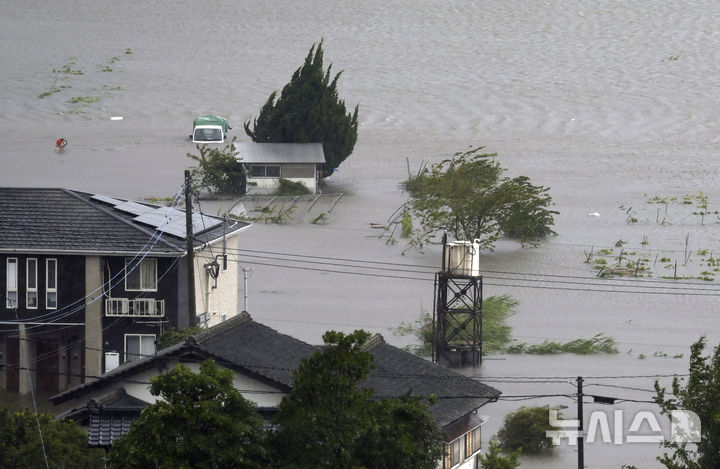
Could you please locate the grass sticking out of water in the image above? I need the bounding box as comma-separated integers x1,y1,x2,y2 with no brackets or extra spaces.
67,95,99,105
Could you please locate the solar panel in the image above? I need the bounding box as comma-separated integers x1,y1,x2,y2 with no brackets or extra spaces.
114,201,155,216
132,208,221,239
91,194,125,206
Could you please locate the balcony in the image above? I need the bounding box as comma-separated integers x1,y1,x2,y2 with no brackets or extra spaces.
105,298,165,317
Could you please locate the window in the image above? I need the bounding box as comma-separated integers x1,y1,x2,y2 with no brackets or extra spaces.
26,258,38,309
249,165,281,178
46,259,57,309
124,334,156,362
6,258,18,308
447,437,464,468
465,425,482,457
125,258,157,291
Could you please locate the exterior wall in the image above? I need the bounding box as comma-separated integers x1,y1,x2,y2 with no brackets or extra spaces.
194,235,240,328
60,359,286,414
244,162,318,193
101,256,181,370
0,254,86,395
85,256,104,382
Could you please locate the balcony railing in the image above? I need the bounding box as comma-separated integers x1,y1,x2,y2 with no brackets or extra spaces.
105,298,165,317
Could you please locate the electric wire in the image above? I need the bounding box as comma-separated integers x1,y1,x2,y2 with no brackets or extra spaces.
225,248,720,296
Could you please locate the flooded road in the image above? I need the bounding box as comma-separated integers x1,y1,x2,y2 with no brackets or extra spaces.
2,1,720,466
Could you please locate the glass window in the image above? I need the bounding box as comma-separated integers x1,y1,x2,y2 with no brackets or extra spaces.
249,165,281,178
125,258,157,291
46,259,57,309
26,258,38,309
449,437,464,467
6,258,18,308
266,165,281,177
125,334,156,362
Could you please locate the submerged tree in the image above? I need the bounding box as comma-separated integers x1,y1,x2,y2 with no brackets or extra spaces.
402,146,557,250
107,360,266,469
496,405,559,454
186,139,245,194
244,40,359,178
654,337,720,469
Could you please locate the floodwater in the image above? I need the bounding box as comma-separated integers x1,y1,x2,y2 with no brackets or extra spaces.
2,1,720,467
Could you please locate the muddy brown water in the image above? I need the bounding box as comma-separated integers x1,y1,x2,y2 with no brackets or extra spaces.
2,1,720,466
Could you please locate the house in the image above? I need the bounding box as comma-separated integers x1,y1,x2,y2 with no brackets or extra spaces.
51,312,500,469
0,188,250,397
235,142,326,193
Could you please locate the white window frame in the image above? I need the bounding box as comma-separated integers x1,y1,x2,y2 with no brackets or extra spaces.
124,333,156,362
6,258,18,308
26,258,38,309
46,258,58,309
124,258,158,292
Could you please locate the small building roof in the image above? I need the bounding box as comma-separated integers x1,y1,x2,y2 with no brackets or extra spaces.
0,188,250,256
235,143,326,164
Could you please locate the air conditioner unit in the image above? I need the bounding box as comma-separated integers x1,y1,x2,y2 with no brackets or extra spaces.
443,240,481,277
105,352,120,372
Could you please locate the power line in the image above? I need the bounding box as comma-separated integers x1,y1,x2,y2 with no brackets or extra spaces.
226,248,720,296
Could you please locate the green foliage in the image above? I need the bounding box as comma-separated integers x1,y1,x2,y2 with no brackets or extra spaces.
394,295,517,355
274,178,311,196
478,440,522,469
654,337,720,469
270,330,444,469
506,334,619,355
402,147,557,250
107,360,266,469
401,211,413,238
156,325,203,349
496,406,559,454
0,406,105,468
482,294,518,352
187,139,245,194
244,40,359,178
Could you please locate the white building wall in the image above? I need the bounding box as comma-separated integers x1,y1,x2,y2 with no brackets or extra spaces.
246,176,317,193
193,234,240,328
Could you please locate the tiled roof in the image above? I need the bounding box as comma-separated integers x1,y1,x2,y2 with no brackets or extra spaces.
363,338,500,427
0,188,249,255
194,312,316,388
56,387,146,447
88,413,137,448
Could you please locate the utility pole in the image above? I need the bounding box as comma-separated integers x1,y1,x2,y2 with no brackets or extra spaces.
184,170,196,326
242,267,251,312
577,376,584,469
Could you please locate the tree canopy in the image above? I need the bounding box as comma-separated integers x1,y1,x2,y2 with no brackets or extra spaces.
269,330,444,469
654,337,720,469
402,146,557,250
0,405,104,469
107,360,266,469
495,405,558,454
244,41,359,178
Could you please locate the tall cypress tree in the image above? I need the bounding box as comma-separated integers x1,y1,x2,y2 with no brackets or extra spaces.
244,41,359,178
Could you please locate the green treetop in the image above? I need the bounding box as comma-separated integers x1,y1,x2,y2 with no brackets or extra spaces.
244,40,359,178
